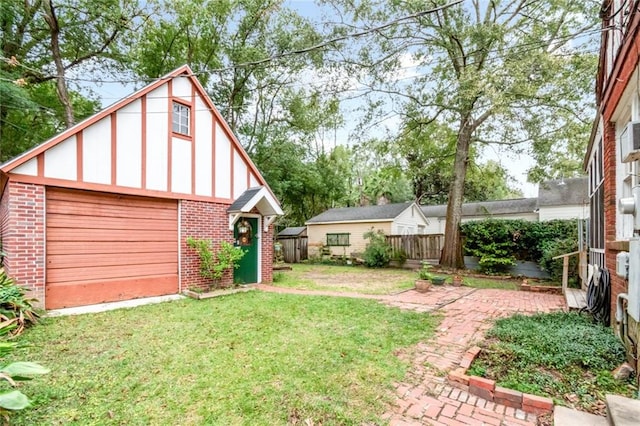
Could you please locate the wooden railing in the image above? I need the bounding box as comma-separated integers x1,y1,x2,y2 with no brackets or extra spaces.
386,234,444,260
552,250,588,294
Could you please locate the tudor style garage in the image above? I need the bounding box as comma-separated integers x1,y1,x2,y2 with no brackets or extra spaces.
0,65,282,309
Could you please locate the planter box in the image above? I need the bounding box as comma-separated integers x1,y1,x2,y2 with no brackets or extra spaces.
415,279,431,293
183,287,255,300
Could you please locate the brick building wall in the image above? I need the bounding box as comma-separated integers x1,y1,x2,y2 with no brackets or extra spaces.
261,224,274,283
180,200,235,291
0,182,45,306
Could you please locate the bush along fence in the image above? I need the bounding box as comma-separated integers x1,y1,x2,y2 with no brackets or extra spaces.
461,219,581,281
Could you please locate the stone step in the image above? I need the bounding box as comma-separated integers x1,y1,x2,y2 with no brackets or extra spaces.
553,406,607,426
606,394,640,426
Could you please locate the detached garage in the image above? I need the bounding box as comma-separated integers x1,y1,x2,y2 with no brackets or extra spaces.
0,65,282,309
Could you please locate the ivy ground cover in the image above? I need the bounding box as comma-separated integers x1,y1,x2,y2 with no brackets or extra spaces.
8,292,437,425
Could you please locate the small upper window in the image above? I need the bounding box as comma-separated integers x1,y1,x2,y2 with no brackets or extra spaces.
172,101,190,135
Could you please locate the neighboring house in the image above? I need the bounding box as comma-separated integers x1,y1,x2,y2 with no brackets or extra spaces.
276,227,308,263
420,178,588,233
305,202,428,256
585,1,640,373
421,198,538,234
0,65,282,310
537,178,589,221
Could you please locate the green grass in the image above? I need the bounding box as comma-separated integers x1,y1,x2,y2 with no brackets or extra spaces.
468,312,636,412
8,292,437,425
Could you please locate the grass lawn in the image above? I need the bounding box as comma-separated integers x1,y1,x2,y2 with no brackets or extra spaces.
272,264,520,294
8,292,438,425
467,312,637,414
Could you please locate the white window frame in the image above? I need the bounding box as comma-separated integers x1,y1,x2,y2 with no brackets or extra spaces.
172,101,190,136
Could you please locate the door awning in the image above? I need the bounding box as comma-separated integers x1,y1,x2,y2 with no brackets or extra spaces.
228,186,283,231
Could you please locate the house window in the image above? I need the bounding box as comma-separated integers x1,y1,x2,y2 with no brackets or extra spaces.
326,233,350,246
588,141,605,268
172,101,190,135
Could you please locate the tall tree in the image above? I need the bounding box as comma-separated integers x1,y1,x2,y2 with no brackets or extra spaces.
395,118,521,203
328,0,598,268
0,0,148,158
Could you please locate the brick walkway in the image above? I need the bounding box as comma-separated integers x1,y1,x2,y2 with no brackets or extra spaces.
256,284,566,426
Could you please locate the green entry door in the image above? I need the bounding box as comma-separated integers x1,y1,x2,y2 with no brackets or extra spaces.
234,217,259,284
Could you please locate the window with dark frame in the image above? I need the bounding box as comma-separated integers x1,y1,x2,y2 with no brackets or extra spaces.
172,101,190,135
588,141,605,268
326,233,350,246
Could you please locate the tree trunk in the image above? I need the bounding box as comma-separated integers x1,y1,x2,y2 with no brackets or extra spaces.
440,118,473,269
43,0,74,128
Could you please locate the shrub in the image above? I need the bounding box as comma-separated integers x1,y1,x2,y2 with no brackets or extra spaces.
539,237,579,283
461,219,517,274
0,273,39,337
186,238,245,288
461,219,579,275
362,229,391,268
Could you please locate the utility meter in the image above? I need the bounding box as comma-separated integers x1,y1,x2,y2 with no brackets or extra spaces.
617,252,629,279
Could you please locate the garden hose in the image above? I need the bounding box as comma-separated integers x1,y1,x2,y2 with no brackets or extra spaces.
581,267,611,326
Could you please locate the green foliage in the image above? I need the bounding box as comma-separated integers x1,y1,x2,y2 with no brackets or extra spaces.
469,312,633,409
416,262,433,280
539,238,579,284
461,219,518,274
0,273,39,337
487,312,624,370
186,238,245,287
362,229,391,268
0,0,143,160
394,120,522,203
461,219,579,277
0,342,48,420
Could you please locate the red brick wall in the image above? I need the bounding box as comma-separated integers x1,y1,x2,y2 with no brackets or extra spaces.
180,200,235,290
262,223,274,283
602,121,627,316
180,201,275,288
0,182,45,306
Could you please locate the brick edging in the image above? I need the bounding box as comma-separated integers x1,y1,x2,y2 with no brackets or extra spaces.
447,346,554,415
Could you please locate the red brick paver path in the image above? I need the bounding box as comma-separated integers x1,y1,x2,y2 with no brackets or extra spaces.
256,284,566,426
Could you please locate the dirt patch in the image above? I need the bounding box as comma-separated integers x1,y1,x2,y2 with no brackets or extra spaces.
299,267,414,293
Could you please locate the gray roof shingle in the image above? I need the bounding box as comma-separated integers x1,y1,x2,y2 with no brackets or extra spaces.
421,198,538,218
277,226,307,237
227,187,263,212
537,177,588,207
306,202,413,224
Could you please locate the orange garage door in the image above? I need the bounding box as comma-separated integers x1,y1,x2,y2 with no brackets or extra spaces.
46,188,179,309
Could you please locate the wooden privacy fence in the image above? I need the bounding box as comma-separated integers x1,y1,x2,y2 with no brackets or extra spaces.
277,236,308,263
386,234,444,260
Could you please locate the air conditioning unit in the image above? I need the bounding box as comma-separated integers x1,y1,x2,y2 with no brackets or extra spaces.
620,121,640,163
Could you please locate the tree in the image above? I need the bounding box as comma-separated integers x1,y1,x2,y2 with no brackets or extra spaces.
328,0,598,268
131,0,326,146
0,0,148,158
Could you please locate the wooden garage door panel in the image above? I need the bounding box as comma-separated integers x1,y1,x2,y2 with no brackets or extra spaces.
45,276,177,308
47,241,176,255
47,251,178,270
47,201,177,220
46,188,178,309
47,214,176,231
47,228,176,242
47,262,178,283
